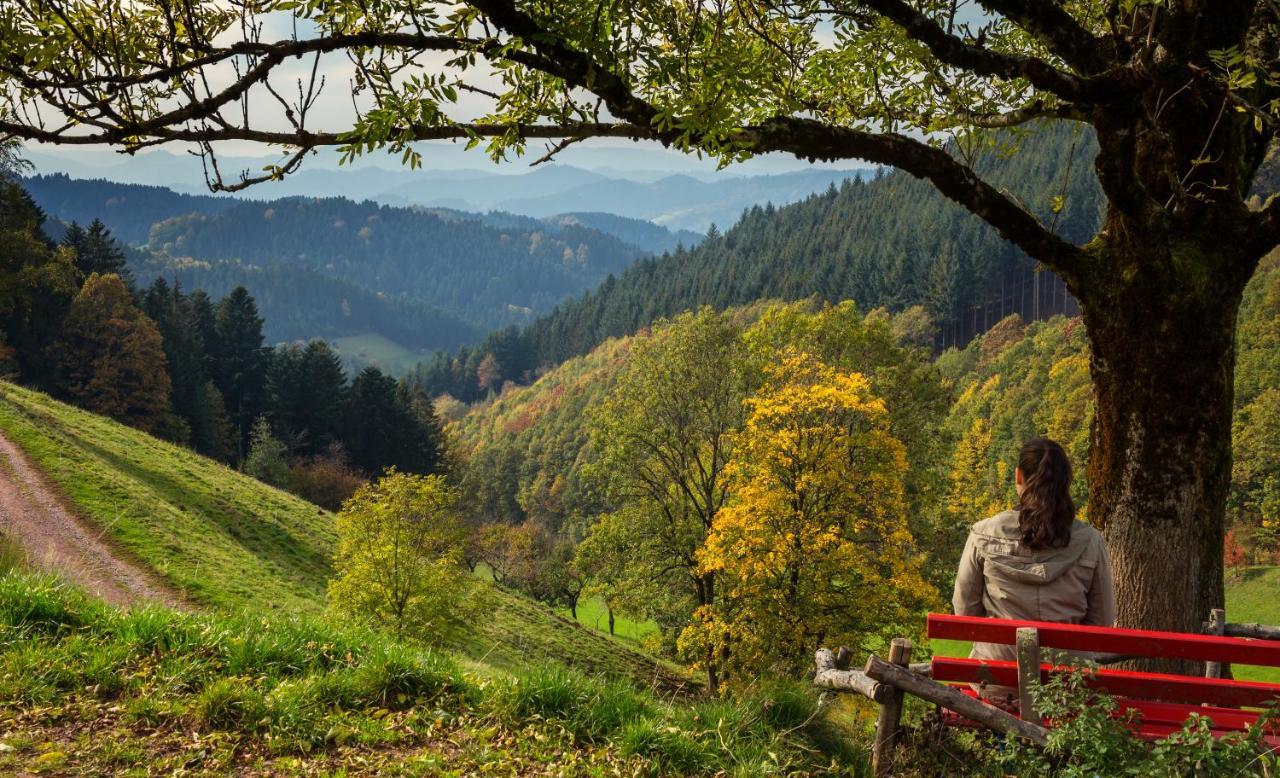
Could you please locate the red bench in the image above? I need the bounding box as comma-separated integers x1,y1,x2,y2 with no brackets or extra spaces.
927,613,1280,747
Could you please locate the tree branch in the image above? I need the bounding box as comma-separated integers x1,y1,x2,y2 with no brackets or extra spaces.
833,0,1097,102
739,117,1086,273
975,0,1109,72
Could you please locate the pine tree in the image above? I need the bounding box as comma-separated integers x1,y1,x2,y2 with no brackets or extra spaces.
343,366,442,476
64,218,129,284
189,380,234,461
0,180,77,387
213,286,268,459
56,273,173,433
143,278,208,429
266,340,347,457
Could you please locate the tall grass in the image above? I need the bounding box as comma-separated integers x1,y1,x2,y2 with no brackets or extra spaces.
0,572,863,773
0,534,26,576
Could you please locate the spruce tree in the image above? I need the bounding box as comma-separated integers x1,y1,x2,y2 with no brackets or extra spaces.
0,181,76,387
213,286,268,460
343,366,442,476
64,218,129,284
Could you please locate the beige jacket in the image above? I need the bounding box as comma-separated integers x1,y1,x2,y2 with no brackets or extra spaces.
952,510,1115,668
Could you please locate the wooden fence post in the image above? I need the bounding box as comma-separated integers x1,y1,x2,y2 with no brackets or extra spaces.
1016,628,1042,724
1206,608,1225,679
872,638,913,777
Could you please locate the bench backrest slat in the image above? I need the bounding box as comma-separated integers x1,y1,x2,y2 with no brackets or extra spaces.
933,656,1280,708
929,613,1280,667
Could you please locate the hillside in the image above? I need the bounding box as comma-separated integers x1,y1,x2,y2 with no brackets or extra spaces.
0,382,688,687
127,248,479,356
411,123,1104,401
24,175,668,336
0,574,852,775
512,122,1103,369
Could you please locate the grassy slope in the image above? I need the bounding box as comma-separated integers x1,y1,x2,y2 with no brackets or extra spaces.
331,332,423,377
0,574,853,776
0,381,687,689
0,381,331,613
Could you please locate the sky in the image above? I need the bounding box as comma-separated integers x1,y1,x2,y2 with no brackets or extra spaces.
20,8,875,189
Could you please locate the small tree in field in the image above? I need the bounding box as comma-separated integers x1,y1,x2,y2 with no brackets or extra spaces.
328,470,476,642
242,416,291,489
685,351,935,682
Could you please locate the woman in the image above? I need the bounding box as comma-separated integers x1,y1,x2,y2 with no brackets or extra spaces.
952,438,1114,696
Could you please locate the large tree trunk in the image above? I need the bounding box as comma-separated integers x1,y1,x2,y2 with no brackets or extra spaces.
1079,226,1251,640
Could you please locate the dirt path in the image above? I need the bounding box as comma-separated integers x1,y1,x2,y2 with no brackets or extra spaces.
0,430,185,609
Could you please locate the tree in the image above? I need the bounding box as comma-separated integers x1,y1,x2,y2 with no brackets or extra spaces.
9,0,1280,633
343,366,444,476
587,308,746,690
0,180,77,387
266,340,347,457
242,416,291,488
328,470,477,641
213,286,268,459
64,219,128,283
55,273,173,433
476,352,502,396
142,279,208,435
1231,388,1280,532
189,380,234,461
686,351,934,682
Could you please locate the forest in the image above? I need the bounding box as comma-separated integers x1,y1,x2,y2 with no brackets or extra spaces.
446,246,1280,692
23,173,700,335
0,175,448,510
411,123,1107,401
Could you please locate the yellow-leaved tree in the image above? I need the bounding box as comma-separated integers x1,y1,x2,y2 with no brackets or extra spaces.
684,351,936,683
328,470,481,642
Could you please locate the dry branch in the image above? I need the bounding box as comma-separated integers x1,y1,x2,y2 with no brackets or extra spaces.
864,655,1050,747
814,648,890,702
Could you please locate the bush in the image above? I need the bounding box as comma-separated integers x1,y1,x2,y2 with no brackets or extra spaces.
996,667,1280,777
288,449,364,511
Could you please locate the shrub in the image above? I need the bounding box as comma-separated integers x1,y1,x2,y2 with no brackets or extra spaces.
288,449,364,511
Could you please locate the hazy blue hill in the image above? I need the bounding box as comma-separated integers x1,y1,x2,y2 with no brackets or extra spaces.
22,174,235,244
144,196,645,331
127,248,479,354
544,212,704,254
493,168,870,231
377,164,606,207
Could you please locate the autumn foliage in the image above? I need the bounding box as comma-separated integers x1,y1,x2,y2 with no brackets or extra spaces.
685,351,934,681
56,273,173,433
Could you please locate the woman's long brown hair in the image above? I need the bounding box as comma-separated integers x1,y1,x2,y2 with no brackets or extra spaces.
1017,438,1076,550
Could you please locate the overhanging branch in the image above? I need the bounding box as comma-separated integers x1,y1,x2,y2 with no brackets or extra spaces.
833,0,1098,103
975,0,1108,73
